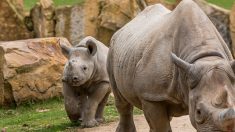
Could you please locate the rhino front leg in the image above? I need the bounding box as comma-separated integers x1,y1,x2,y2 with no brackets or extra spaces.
95,85,111,123
142,100,172,132
63,83,81,122
82,82,110,128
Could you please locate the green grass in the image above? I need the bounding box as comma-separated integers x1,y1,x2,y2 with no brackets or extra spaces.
206,0,235,10
24,0,85,11
165,0,176,4
23,0,235,11
165,0,235,10
0,96,142,132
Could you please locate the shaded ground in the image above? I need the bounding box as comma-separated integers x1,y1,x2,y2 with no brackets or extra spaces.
79,115,196,132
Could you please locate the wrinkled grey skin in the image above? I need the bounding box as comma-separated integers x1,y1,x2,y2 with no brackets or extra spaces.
61,36,111,128
107,0,235,132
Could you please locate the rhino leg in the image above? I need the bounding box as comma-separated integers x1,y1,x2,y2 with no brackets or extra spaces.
142,100,172,132
112,87,136,131
95,87,111,123
63,83,81,123
81,82,110,128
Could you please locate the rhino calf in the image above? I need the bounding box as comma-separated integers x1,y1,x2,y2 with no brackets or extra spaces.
60,36,111,128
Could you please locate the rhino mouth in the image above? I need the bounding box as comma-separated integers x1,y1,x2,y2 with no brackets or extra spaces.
62,76,84,86
70,81,83,86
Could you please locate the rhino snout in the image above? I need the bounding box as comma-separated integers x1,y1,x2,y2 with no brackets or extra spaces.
72,76,82,82
216,108,235,131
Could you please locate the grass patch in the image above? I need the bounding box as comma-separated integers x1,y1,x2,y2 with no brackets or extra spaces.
206,0,235,10
165,0,176,4
165,0,235,10
24,0,85,11
0,96,142,132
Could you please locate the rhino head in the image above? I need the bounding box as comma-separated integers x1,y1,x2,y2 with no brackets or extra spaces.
60,39,97,87
172,53,235,132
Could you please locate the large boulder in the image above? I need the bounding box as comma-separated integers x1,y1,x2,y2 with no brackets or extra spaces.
0,37,70,106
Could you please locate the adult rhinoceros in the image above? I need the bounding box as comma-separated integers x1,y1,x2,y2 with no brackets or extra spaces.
107,0,235,132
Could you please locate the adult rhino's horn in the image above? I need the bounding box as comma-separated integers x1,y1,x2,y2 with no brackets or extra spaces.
171,53,192,73
230,61,235,73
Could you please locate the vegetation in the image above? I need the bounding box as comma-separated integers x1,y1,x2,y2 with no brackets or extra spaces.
165,0,234,9
206,0,234,10
0,96,142,132
24,0,85,11
24,0,235,11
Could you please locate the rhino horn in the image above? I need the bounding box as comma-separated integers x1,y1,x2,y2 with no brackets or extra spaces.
171,53,192,73
230,60,235,73
217,108,235,129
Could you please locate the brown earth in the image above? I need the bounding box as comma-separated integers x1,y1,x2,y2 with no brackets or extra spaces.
78,115,196,132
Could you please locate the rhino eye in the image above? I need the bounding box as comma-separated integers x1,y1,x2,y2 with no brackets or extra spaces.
82,66,87,71
195,109,206,124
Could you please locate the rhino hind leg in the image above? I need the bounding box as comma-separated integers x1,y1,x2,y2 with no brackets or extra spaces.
95,90,111,123
112,86,136,131
142,100,172,132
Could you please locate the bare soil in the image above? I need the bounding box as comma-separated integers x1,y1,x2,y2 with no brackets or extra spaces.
78,115,196,132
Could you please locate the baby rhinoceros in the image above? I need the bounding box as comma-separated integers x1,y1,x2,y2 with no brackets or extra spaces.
60,36,111,128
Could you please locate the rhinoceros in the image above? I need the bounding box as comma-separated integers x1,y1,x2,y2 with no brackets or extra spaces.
60,36,111,128
107,0,235,132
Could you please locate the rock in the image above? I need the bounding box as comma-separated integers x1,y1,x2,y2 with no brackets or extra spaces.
30,0,55,38
96,0,141,45
0,37,70,106
55,0,141,46
0,0,33,41
55,5,85,45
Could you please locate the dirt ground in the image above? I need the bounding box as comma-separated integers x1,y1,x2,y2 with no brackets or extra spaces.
78,115,196,132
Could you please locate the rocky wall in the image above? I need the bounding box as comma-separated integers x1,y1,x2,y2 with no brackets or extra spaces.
55,5,85,45
30,0,55,38
0,0,33,41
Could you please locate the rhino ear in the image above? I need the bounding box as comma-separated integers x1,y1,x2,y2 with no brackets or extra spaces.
86,39,97,56
60,44,71,58
171,53,192,73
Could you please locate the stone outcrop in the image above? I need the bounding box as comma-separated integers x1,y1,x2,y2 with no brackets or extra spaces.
29,0,55,38
96,0,141,45
0,37,70,106
0,0,33,41
55,5,84,45
54,0,141,46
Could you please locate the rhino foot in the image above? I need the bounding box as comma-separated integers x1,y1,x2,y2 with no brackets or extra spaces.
116,124,136,132
81,119,99,128
96,117,105,123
